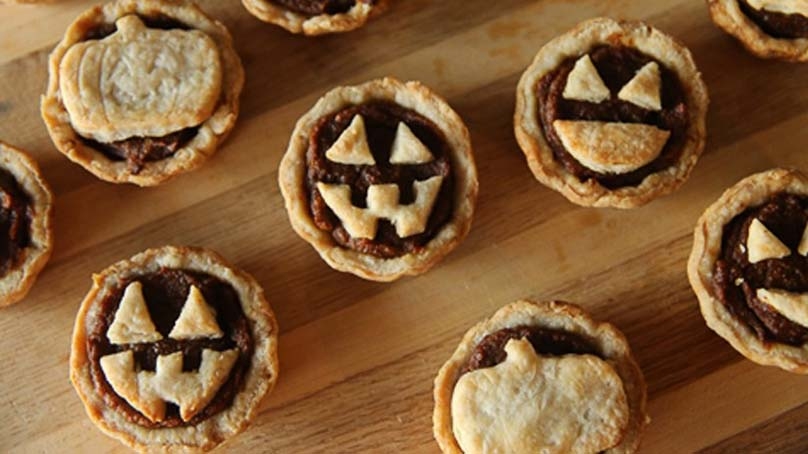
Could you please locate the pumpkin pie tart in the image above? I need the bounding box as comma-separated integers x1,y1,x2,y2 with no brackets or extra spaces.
242,0,389,35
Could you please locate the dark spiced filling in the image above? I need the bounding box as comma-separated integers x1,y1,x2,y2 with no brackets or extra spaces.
536,45,689,189
87,269,253,428
76,15,202,175
306,102,454,258
272,0,361,15
461,325,600,375
714,193,808,346
0,169,32,277
739,0,808,39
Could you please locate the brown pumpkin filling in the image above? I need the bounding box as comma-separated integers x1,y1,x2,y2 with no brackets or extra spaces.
87,269,253,428
306,102,454,259
75,15,203,175
714,193,808,346
536,45,689,189
272,0,361,15
739,0,808,39
0,169,32,278
460,325,600,375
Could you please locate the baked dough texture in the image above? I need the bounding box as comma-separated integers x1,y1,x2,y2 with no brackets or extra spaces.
514,17,709,208
70,246,279,451
41,0,244,186
241,0,389,35
688,168,808,373
433,300,648,454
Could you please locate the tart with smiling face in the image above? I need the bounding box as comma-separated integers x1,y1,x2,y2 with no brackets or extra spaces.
515,18,709,208
707,0,808,61
242,0,390,35
433,300,648,454
689,168,808,373
41,0,244,186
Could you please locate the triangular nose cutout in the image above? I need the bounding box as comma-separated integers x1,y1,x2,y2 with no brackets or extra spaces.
169,286,224,340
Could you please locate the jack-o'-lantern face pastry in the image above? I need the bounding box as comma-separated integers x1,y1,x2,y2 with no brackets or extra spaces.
689,168,808,373
433,300,648,454
241,0,389,35
41,0,244,186
515,18,709,208
279,78,478,282
708,0,808,61
0,141,54,308
70,246,279,451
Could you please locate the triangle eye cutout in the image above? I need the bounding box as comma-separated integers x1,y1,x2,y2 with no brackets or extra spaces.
389,122,435,164
107,282,164,345
747,218,791,263
618,62,662,111
168,285,224,340
562,55,610,103
325,115,376,165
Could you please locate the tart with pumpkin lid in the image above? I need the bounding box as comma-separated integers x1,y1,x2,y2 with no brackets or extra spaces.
433,300,648,454
707,0,808,62
242,0,389,35
515,17,709,208
41,0,244,186
70,246,279,451
0,141,54,308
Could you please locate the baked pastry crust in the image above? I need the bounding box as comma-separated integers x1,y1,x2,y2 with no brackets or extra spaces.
0,141,54,308
707,0,808,62
688,168,808,373
241,0,389,35
41,0,244,186
278,77,478,282
70,246,279,451
433,300,648,454
514,17,709,208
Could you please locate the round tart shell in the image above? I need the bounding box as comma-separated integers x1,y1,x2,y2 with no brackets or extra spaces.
0,141,54,308
688,168,808,373
433,300,648,454
70,246,279,451
514,17,709,208
41,0,245,187
278,77,478,282
707,0,808,62
241,0,389,35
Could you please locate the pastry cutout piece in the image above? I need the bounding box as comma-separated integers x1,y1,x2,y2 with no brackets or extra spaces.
168,286,224,340
757,289,808,328
562,55,611,103
325,115,376,165
390,122,435,164
107,282,163,345
317,176,444,239
100,348,239,422
797,224,808,256
59,15,223,143
747,0,808,16
618,62,662,111
451,338,629,454
553,120,670,174
747,218,791,263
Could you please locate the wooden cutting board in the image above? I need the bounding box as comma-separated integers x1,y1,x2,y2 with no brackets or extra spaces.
1,0,807,452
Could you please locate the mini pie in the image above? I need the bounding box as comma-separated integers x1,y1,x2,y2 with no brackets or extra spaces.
688,168,808,373
70,246,279,451
707,0,808,62
514,18,709,208
0,141,54,308
433,300,648,454
41,0,244,186
279,77,478,282
241,0,389,35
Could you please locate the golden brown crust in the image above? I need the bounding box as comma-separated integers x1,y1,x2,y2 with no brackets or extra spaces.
707,0,808,62
278,77,478,282
41,0,244,187
514,17,709,208
241,0,389,35
433,300,648,454
688,168,808,373
0,141,54,308
69,246,279,452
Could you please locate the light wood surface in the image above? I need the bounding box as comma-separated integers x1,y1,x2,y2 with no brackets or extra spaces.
1,0,807,452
